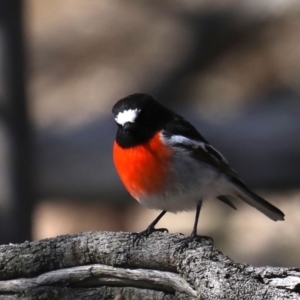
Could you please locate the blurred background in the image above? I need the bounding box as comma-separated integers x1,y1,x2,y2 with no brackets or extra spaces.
0,0,299,267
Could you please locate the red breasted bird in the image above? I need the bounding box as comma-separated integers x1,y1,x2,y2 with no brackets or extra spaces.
112,93,284,248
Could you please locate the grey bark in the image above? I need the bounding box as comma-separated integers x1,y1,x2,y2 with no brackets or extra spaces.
0,231,299,300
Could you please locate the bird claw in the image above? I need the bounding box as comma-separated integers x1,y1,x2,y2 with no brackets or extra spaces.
174,235,213,254
132,227,168,245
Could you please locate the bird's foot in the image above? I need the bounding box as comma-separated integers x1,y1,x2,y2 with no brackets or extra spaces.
175,235,213,254
132,226,168,245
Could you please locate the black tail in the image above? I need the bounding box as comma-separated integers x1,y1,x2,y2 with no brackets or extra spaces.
231,177,285,221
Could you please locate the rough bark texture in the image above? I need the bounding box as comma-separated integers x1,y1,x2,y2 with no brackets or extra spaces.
0,231,299,299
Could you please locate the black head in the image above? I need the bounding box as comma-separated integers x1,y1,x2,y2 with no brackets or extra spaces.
112,93,175,148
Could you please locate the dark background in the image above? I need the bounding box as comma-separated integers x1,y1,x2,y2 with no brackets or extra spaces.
0,0,299,267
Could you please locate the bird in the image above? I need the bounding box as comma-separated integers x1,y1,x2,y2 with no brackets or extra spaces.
112,93,285,249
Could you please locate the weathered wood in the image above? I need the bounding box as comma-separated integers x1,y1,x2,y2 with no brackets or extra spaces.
0,231,299,299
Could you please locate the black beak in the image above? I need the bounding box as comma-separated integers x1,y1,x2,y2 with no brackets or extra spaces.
123,122,134,132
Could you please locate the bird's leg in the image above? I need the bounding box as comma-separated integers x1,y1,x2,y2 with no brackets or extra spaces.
190,201,201,237
133,210,168,245
175,202,213,253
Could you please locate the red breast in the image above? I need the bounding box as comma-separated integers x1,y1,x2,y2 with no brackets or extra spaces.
113,132,173,200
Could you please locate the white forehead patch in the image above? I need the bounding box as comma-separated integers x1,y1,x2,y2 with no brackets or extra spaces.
115,109,140,126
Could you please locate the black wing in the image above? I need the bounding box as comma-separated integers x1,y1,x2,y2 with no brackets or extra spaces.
163,116,239,178
163,115,208,143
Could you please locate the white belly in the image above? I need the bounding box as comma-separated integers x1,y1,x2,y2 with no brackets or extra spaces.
137,152,233,213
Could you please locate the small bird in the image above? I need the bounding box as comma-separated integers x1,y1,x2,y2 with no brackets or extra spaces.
112,93,284,248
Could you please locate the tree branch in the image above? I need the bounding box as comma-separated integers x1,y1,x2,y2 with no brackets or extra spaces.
0,231,299,299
